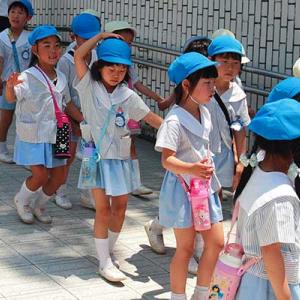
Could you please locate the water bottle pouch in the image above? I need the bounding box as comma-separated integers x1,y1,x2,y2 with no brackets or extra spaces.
119,135,131,158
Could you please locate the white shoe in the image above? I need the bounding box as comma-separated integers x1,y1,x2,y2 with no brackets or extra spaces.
110,253,120,269
80,192,95,210
144,220,166,254
33,207,52,224
14,196,34,224
98,264,127,282
132,185,153,196
0,152,14,164
188,256,198,276
54,194,72,210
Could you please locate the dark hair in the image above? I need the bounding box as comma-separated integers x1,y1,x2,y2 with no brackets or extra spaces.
293,92,300,102
174,65,218,105
90,60,130,83
234,136,300,202
8,2,29,16
183,38,211,57
113,29,135,36
211,52,242,62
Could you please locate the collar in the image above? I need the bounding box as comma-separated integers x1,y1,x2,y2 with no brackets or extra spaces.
0,29,30,48
166,104,211,141
26,66,67,94
217,81,246,103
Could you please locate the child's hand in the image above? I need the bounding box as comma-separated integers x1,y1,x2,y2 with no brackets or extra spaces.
190,158,214,180
6,72,23,89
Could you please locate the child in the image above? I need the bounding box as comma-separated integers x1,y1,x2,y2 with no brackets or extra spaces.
293,57,300,78
206,35,251,197
5,25,82,224
105,20,164,196
74,36,162,282
235,98,300,299
55,13,101,210
0,0,33,163
156,52,224,300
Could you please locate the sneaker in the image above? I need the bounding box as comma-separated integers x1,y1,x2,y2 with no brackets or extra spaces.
144,220,166,254
33,207,52,224
80,192,95,210
54,194,72,210
98,264,127,282
14,196,34,224
188,256,198,276
110,253,120,269
0,152,14,164
132,185,153,196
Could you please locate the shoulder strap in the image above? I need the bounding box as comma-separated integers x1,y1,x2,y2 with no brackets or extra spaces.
8,29,21,72
67,49,75,57
214,92,233,140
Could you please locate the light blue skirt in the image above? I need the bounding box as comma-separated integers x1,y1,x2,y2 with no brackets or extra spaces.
159,171,223,228
14,138,66,168
236,272,300,299
78,158,139,196
213,141,234,188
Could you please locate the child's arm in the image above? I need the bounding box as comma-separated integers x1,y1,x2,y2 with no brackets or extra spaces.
232,127,247,191
261,243,291,300
74,32,121,80
157,92,176,111
65,101,84,123
143,111,163,129
162,148,214,180
5,72,22,102
133,81,164,104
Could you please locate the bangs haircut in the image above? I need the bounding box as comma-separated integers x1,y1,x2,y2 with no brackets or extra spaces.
90,59,130,83
174,65,218,104
212,52,242,62
8,2,29,16
113,28,135,36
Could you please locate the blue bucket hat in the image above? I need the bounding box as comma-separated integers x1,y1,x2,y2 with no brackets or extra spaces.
249,98,300,140
8,0,34,16
28,25,61,46
168,52,217,84
71,13,101,40
266,77,300,103
208,35,243,57
96,38,131,66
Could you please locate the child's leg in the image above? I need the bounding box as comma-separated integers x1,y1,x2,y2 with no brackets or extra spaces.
0,109,14,163
197,222,224,287
171,227,195,294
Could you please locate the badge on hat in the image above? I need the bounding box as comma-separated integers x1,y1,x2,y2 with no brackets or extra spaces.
115,107,126,128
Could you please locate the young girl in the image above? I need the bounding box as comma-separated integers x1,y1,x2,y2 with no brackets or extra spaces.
0,0,33,163
74,36,162,282
235,98,300,300
206,35,251,197
156,52,224,300
6,25,82,224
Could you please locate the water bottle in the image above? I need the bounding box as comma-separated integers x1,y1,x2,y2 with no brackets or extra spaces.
209,243,244,300
189,177,211,231
80,141,97,188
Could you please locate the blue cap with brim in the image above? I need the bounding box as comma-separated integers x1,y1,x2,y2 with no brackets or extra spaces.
96,38,131,66
71,13,101,40
28,25,61,46
266,77,300,103
168,52,217,85
249,98,300,140
208,35,243,57
8,0,34,16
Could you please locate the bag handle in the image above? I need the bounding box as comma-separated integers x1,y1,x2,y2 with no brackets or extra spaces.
8,29,21,73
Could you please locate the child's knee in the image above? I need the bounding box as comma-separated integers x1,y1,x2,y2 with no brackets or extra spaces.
176,243,194,259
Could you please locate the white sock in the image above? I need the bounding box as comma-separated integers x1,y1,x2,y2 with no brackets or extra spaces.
94,238,113,269
192,285,209,300
170,292,187,300
150,216,163,234
132,159,142,188
108,230,119,253
56,184,67,197
16,181,37,206
0,141,8,154
35,189,52,208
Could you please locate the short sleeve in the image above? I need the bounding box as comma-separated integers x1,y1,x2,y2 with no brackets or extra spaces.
255,200,296,246
127,93,150,121
74,69,93,93
128,66,139,85
14,72,30,101
234,98,251,127
155,120,181,153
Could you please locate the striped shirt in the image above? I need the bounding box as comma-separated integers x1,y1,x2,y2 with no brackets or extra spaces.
236,167,300,284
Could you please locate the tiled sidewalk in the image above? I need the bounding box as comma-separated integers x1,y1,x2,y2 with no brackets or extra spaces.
0,131,232,300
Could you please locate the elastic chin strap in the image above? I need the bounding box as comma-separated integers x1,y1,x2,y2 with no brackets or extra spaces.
188,94,200,105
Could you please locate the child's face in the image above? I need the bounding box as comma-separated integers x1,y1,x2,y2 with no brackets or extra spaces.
118,30,134,45
215,55,241,82
8,6,30,30
188,77,216,104
75,36,88,47
100,64,128,89
34,36,62,66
